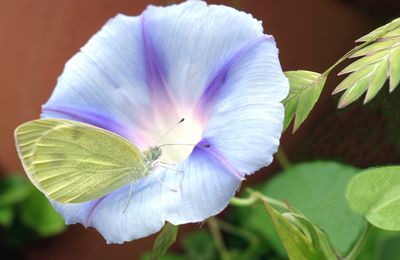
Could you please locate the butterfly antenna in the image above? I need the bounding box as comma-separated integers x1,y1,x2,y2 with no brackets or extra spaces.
159,143,211,148
155,118,185,146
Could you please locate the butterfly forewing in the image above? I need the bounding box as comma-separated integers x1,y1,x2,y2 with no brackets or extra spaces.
15,119,146,203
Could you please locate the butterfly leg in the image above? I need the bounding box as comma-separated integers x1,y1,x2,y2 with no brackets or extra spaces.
123,177,136,214
157,161,177,166
153,162,183,173
153,171,179,193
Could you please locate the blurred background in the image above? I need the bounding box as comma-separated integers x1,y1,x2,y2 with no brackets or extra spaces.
0,0,399,259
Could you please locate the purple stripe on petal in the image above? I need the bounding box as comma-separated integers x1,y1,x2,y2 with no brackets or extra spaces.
42,105,141,143
84,196,107,227
141,12,176,116
194,35,272,121
195,139,245,180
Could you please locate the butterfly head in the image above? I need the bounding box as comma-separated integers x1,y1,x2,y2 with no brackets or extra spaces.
143,146,162,167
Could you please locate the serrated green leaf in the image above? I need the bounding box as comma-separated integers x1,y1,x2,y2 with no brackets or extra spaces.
346,166,400,230
365,61,388,102
337,61,388,107
350,38,400,58
334,17,400,108
19,187,65,237
283,70,326,132
382,27,400,40
357,18,400,42
263,202,337,260
390,46,400,91
338,77,369,108
339,51,387,75
150,222,178,260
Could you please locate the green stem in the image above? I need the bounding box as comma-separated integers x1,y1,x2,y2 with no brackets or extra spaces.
276,147,291,169
216,219,260,257
207,217,230,260
344,223,372,260
230,189,289,210
229,195,257,207
247,189,289,210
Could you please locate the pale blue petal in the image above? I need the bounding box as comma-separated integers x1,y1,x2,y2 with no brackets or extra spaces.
41,14,162,146
51,147,240,243
43,0,287,243
52,174,164,244
201,37,289,174
142,0,265,109
161,144,241,224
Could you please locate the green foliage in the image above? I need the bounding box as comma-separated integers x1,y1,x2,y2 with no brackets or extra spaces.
0,205,14,226
141,230,218,260
19,187,65,237
356,227,400,260
283,70,327,132
0,175,31,205
234,162,365,255
346,166,400,231
182,231,218,260
150,222,179,260
0,174,66,246
333,18,400,108
263,202,337,260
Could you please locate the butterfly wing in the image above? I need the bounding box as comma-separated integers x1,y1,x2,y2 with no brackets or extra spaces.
15,119,146,203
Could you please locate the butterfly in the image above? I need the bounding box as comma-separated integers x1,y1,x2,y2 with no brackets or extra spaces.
14,118,164,204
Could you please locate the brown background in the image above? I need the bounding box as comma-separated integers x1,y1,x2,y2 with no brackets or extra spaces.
0,0,378,259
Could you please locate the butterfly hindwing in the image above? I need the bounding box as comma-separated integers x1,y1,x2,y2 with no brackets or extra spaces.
15,119,146,203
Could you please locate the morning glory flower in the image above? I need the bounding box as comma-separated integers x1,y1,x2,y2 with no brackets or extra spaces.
41,0,288,243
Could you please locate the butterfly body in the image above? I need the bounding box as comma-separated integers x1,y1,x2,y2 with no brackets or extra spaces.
15,119,162,204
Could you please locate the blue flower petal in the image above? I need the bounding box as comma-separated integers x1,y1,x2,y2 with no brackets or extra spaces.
41,0,288,243
142,0,265,109
51,175,164,243
51,144,241,243
42,15,156,146
161,144,241,225
202,37,288,174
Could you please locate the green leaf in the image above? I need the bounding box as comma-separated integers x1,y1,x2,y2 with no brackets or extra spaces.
150,222,179,260
140,253,185,260
346,166,400,231
263,202,337,260
283,70,327,132
0,205,14,226
352,226,400,260
377,235,400,260
334,17,400,108
19,187,66,236
356,18,400,42
182,230,218,260
262,162,365,255
0,175,31,205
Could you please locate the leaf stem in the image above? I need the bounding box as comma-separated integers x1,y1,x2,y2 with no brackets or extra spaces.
247,189,289,210
216,219,260,258
229,195,257,207
276,147,291,170
344,223,372,260
230,189,289,210
207,217,230,260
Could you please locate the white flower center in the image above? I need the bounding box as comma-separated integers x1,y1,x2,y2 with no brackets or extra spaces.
148,115,204,164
